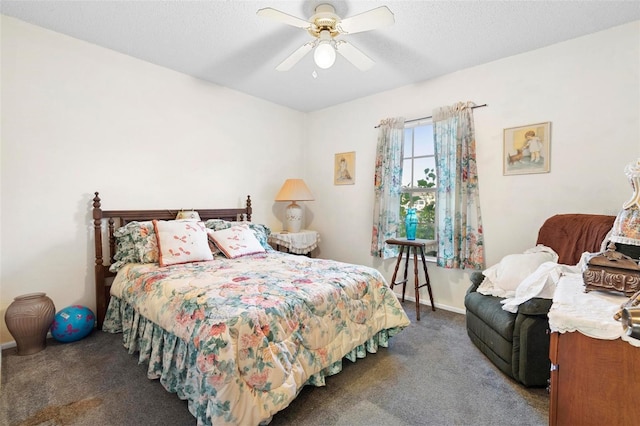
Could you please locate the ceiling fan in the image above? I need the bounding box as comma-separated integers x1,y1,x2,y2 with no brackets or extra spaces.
257,3,394,71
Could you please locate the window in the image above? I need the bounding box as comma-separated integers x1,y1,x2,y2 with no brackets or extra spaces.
400,122,437,254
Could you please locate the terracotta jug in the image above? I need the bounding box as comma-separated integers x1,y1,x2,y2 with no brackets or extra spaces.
5,292,56,355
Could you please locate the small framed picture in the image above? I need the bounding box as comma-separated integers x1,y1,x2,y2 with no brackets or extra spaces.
503,122,551,175
334,151,355,185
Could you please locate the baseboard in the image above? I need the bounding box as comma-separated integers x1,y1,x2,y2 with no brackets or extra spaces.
396,293,466,315
1,341,17,350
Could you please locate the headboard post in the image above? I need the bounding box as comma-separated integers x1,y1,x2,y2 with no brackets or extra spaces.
92,192,103,265
92,192,108,329
246,195,252,221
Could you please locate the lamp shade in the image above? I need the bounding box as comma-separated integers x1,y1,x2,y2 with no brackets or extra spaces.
175,210,200,220
275,179,314,202
275,179,314,233
610,158,640,246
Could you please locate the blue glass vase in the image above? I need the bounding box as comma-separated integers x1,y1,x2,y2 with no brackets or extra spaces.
405,208,418,240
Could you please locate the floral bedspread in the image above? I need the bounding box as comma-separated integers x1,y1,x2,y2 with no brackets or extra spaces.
103,251,409,425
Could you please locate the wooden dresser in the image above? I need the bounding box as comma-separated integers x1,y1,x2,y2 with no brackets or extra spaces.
548,274,640,425
548,331,640,425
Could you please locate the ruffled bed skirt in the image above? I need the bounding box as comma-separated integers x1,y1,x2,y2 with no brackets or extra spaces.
103,296,403,425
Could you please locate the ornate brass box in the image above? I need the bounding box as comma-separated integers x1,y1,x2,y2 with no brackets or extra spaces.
582,248,640,296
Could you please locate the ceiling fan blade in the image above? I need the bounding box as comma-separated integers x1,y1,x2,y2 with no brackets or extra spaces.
338,6,395,34
257,7,311,29
276,42,314,71
336,41,375,71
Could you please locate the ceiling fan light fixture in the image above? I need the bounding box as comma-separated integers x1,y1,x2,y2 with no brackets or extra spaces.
258,5,395,72
314,42,336,69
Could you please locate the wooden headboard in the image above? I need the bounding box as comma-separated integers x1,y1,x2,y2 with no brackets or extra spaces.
92,191,252,329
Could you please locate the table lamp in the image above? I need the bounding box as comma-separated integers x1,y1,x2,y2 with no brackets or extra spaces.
275,179,314,233
175,210,200,220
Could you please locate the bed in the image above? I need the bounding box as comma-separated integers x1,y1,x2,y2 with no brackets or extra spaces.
92,192,410,425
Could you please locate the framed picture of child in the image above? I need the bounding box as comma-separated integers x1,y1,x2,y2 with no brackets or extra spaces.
503,122,551,175
334,151,355,185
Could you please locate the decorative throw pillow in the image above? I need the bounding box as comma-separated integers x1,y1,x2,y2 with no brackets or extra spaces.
109,221,157,272
206,229,223,256
111,233,136,268
477,245,559,298
243,222,274,251
128,221,158,264
153,220,213,267
205,219,274,252
109,230,137,273
113,221,158,263
209,224,266,259
204,219,233,231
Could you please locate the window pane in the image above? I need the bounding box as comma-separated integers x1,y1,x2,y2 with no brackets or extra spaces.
414,157,437,188
397,192,436,241
402,159,413,187
414,125,434,156
403,129,413,158
417,192,436,240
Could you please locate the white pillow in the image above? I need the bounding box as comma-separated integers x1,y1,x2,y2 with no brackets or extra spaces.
206,229,222,256
500,261,576,313
209,224,265,259
477,245,558,298
153,220,213,267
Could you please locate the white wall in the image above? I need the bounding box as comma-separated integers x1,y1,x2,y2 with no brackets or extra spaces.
0,16,306,344
2,15,638,345
306,21,640,313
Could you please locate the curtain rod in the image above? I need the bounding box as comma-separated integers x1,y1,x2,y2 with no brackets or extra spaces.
374,103,488,128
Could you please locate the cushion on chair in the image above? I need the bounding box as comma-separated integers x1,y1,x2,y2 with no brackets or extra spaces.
536,214,615,265
478,247,558,298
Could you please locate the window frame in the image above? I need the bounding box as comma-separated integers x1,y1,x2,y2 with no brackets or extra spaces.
400,121,437,256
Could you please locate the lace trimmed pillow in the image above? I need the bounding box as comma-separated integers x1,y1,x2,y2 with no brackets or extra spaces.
153,220,213,267
208,224,266,259
205,219,274,252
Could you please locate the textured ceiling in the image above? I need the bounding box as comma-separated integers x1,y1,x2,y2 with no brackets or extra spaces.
2,1,639,112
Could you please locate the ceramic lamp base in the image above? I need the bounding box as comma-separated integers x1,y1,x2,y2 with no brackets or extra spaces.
285,202,303,233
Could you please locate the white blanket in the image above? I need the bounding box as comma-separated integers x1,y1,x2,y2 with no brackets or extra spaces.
477,245,558,298
499,252,591,313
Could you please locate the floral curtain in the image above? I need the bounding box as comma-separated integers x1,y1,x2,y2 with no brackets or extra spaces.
433,102,485,269
371,117,405,259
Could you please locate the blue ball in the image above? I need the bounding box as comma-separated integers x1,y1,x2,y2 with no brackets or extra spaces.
50,305,95,343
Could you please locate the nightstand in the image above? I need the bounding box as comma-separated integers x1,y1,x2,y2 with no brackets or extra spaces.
269,230,320,256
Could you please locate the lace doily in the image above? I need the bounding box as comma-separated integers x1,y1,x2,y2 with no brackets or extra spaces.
548,273,640,347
